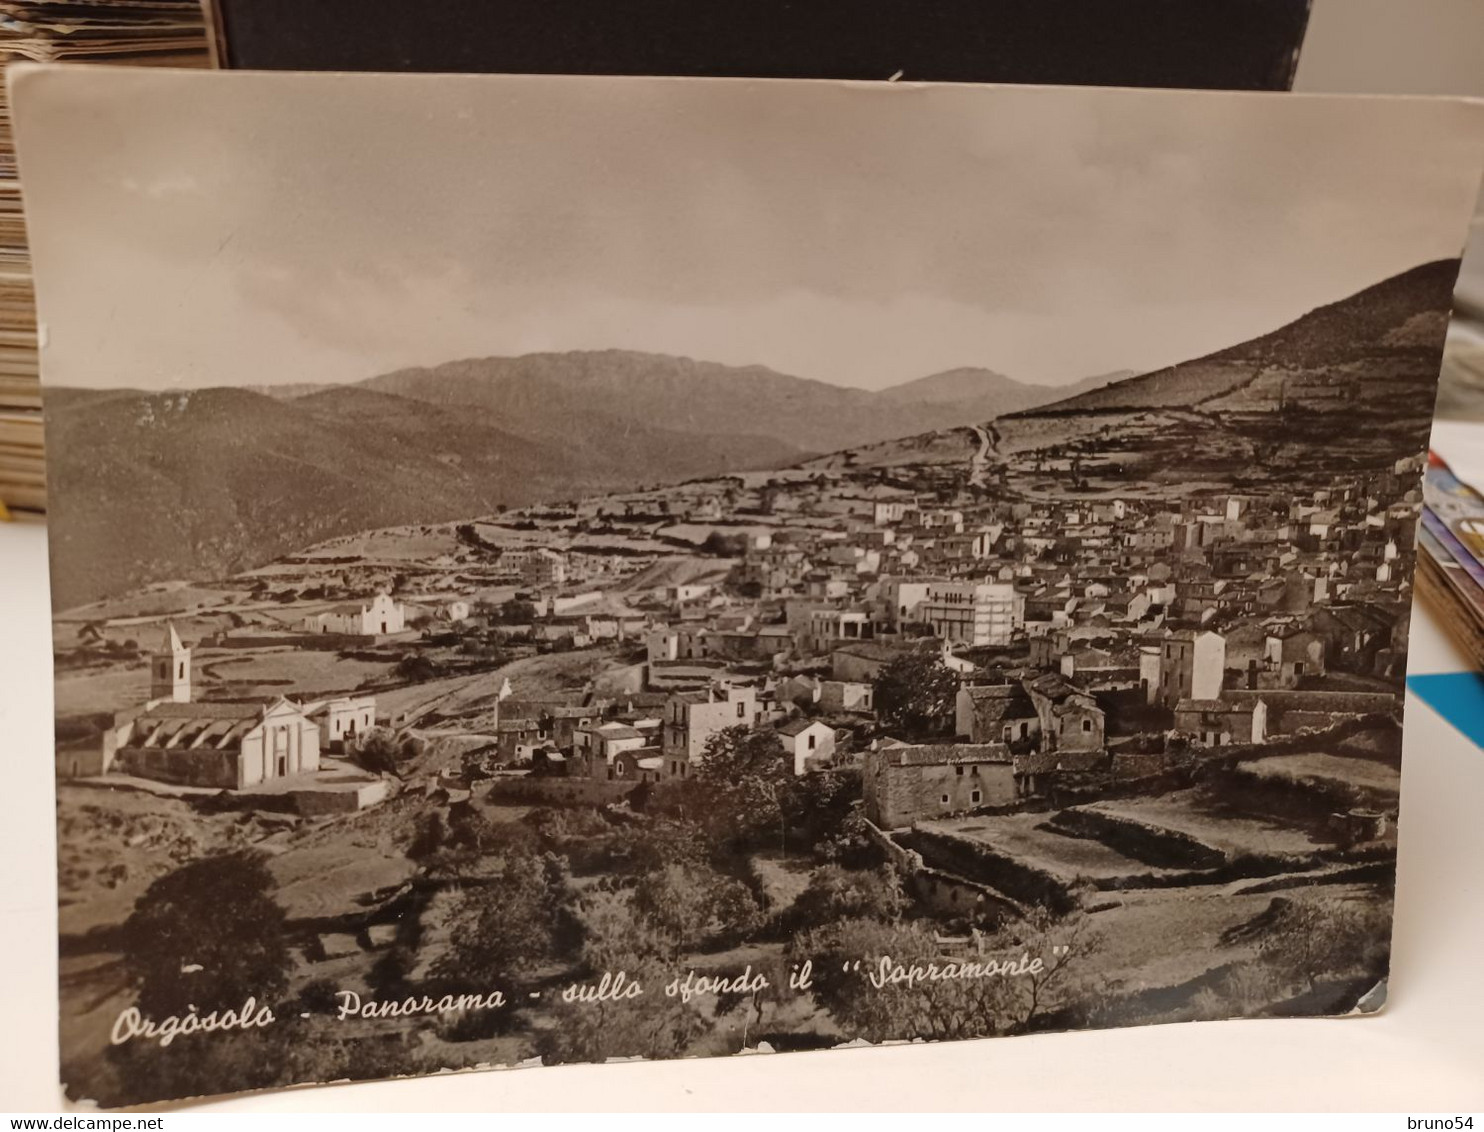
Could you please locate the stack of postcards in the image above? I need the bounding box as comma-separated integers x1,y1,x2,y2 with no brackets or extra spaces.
0,0,213,513
0,1,213,66
0,72,42,512
1419,447,1484,668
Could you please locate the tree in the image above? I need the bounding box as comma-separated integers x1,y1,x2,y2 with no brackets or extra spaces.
873,652,960,738
631,862,762,953
537,892,709,1065
433,851,580,985
108,1015,427,1107
696,724,794,849
497,599,538,624
700,531,746,557
791,768,869,861
393,653,440,682
459,740,504,782
350,726,419,777
119,852,290,1019
428,803,544,878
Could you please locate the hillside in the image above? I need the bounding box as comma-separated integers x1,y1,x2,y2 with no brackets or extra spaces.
1014,261,1459,417
825,261,1459,500
42,384,799,608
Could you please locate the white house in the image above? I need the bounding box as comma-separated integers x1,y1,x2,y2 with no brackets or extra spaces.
305,695,378,753
919,582,1025,647
1155,629,1226,708
777,718,837,775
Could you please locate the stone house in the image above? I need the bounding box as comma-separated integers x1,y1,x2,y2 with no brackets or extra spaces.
955,683,1040,747
574,720,647,776
1173,696,1267,746
1025,673,1105,753
863,742,1015,828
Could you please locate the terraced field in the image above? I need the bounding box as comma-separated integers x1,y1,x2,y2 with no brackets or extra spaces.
1067,792,1329,863
923,813,1186,885
1235,753,1399,798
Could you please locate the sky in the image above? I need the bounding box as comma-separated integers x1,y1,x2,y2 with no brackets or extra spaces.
13,67,1484,392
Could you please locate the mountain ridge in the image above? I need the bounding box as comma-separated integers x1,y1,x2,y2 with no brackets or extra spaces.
46,261,1456,607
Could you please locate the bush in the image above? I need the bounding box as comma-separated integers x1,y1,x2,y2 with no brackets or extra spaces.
786,864,905,932
632,862,763,953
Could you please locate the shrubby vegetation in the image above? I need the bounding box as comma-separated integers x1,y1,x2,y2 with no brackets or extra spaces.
793,908,1103,1043
348,726,422,777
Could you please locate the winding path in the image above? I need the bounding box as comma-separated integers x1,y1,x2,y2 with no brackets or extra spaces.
967,422,999,487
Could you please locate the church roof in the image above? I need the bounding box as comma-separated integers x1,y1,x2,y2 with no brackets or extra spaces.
161,622,185,653
139,701,261,720
125,703,263,751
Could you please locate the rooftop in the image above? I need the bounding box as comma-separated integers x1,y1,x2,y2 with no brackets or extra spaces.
879,742,1012,767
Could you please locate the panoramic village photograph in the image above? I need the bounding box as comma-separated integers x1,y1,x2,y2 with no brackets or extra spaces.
25,71,1484,1106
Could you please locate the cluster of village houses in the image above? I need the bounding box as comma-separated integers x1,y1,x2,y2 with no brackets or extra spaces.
493,460,1416,827
70,456,1417,830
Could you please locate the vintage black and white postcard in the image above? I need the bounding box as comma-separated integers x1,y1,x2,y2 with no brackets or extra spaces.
13,66,1484,1107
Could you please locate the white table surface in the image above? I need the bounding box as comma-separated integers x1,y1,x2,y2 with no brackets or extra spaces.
3,424,1483,1113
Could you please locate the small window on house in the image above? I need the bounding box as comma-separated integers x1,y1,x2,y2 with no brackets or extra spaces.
1082,719,1092,733
1293,662,1305,676
1002,725,1013,740
736,702,745,718
971,790,982,804
971,765,979,776
807,734,816,750
955,765,964,776
940,794,950,805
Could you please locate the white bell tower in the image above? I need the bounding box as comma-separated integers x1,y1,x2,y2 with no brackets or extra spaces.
150,622,191,703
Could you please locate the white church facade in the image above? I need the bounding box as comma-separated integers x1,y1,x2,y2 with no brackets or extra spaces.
299,593,406,637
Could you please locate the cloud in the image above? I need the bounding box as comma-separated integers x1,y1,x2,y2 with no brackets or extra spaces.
18,70,1484,391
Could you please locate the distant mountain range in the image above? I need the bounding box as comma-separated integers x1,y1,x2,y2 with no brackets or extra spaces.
46,260,1457,608
49,355,1113,607
879,366,1133,416
351,351,1120,454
